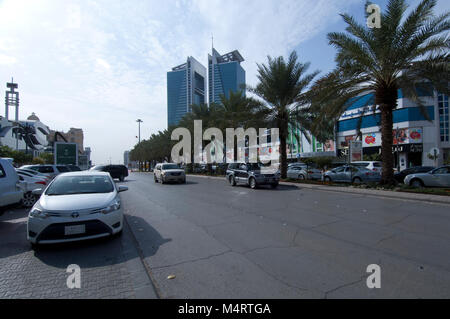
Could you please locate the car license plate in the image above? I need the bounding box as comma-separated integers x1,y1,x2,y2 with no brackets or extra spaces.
64,225,86,235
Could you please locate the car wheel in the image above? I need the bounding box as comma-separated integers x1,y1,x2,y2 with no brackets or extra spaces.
352,177,362,185
324,176,332,182
249,177,257,189
270,183,278,189
22,192,37,208
119,175,125,182
411,179,424,188
229,175,236,186
298,174,305,180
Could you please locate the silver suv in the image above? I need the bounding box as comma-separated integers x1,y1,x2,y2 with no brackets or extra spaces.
154,163,186,184
226,163,280,189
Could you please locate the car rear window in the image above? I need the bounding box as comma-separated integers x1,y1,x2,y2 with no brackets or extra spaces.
38,166,54,173
57,166,70,172
353,162,369,167
373,162,382,167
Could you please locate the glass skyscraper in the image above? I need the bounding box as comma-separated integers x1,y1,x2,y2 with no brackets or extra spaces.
167,56,206,126
208,48,246,105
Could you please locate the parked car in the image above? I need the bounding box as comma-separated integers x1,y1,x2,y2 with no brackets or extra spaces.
404,166,450,188
90,165,128,181
27,171,128,245
287,164,322,180
323,165,381,184
17,174,45,207
351,161,382,173
0,158,23,209
394,166,435,184
17,168,51,183
226,162,280,189
67,165,82,171
153,163,186,184
20,164,71,179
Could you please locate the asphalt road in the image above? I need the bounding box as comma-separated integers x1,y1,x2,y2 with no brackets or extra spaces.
121,172,450,298
1,172,450,298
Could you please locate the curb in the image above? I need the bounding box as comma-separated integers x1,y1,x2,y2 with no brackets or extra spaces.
184,173,450,205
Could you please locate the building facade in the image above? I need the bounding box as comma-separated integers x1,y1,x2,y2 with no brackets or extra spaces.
167,57,206,126
336,89,450,170
0,113,50,155
208,48,245,105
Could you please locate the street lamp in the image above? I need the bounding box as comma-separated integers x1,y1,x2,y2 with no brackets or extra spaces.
136,119,143,144
136,119,143,171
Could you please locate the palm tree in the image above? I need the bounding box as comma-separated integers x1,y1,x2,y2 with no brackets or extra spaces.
309,0,449,184
249,51,319,178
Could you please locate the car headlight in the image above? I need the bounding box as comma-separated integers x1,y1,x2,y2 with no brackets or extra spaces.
29,207,49,219
101,198,121,214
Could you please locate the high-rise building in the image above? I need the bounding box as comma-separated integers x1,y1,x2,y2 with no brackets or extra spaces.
167,57,206,126
208,48,245,105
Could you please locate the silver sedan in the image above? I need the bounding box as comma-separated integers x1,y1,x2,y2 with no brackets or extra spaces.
27,171,128,245
404,166,450,188
323,165,381,184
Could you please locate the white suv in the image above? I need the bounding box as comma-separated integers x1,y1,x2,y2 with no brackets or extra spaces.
351,161,382,173
0,158,23,208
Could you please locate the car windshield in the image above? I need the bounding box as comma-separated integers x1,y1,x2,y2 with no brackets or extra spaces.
46,175,114,195
162,164,179,170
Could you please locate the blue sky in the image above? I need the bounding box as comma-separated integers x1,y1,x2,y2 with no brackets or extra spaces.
0,0,448,164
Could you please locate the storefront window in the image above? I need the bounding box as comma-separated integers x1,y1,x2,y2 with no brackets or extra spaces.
438,94,449,142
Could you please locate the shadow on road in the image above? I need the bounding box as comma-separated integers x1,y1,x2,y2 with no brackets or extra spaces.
234,184,299,191
0,206,171,270
32,215,171,269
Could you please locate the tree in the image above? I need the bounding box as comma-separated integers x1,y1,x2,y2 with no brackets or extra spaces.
249,51,319,178
309,0,449,184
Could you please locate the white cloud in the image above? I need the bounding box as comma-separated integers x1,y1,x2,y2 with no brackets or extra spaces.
0,0,361,164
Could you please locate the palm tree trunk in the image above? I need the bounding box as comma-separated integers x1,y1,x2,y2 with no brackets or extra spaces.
376,86,397,185
279,123,288,179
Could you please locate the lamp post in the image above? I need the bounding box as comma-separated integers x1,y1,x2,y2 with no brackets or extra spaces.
136,119,143,171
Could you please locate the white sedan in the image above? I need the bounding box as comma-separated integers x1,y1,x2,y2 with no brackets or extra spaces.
27,171,128,246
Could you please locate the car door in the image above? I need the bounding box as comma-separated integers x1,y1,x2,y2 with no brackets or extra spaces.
237,163,248,182
333,166,346,182
431,167,450,187
0,161,22,206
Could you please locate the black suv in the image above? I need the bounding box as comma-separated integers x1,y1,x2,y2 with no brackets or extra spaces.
226,163,280,189
90,165,128,181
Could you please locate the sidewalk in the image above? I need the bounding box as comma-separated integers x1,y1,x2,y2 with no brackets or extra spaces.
186,173,450,205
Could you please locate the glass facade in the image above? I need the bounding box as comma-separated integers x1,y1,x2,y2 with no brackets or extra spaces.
167,57,206,126
208,49,245,105
438,93,449,142
167,69,187,126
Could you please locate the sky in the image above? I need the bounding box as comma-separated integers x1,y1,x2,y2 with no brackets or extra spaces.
0,0,448,165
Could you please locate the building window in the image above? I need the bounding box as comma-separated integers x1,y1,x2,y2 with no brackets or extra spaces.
438,94,449,142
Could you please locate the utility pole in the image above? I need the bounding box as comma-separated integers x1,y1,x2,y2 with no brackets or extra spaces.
136,119,143,171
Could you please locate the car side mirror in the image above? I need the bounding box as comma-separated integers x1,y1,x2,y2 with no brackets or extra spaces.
118,185,128,192
32,188,43,196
